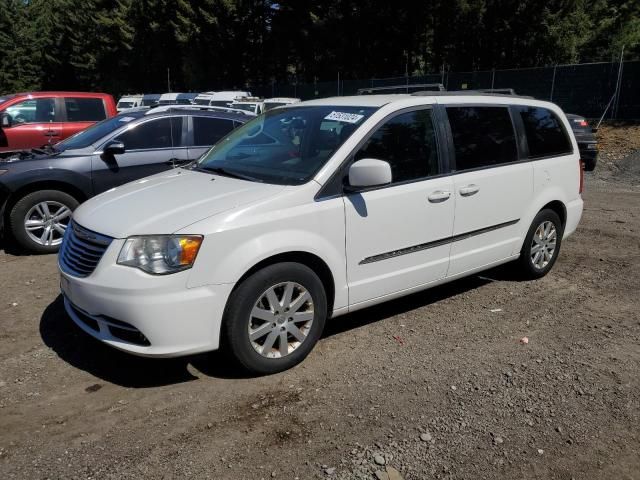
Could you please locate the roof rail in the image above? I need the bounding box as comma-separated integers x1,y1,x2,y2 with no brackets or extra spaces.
476,88,517,95
410,90,534,99
145,104,257,116
357,83,445,95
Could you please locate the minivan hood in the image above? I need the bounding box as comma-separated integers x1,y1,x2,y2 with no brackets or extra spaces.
73,169,285,238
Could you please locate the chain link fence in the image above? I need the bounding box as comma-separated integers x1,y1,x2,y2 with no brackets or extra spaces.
251,61,639,120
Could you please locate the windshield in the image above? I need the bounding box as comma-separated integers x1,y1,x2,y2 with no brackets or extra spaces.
196,105,376,185
210,100,232,107
56,114,142,150
264,102,293,111
233,103,258,113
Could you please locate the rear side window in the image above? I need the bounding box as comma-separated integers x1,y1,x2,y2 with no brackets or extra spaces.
354,109,439,183
516,106,572,158
65,98,106,122
115,117,177,150
446,106,517,171
192,117,235,146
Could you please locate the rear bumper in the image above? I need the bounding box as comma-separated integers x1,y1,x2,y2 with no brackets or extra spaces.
578,144,598,171
564,197,584,239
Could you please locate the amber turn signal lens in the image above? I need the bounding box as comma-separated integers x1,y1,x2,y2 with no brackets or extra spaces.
179,237,202,265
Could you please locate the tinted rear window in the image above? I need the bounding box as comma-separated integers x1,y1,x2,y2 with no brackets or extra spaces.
446,106,517,171
517,107,572,158
193,117,236,146
65,98,106,122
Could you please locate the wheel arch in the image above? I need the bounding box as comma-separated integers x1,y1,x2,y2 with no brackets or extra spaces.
540,200,567,229
5,180,88,214
233,251,336,316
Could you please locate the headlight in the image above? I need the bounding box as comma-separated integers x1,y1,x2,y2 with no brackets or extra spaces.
117,235,203,275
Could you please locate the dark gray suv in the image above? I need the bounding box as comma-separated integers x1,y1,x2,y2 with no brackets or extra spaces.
0,108,248,253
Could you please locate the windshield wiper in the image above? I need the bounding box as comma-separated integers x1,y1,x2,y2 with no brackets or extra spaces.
198,166,263,183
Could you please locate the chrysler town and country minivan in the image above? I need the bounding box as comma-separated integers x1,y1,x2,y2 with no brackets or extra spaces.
58,93,584,374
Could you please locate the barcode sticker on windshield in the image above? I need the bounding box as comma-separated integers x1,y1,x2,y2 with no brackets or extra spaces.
324,111,365,124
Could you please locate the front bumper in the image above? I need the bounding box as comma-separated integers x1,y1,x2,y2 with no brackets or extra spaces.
59,240,234,357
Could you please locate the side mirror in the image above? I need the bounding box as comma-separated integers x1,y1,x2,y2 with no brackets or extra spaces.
0,113,12,128
103,140,125,156
347,158,392,189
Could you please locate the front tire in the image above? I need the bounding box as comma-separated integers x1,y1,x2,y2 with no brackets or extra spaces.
9,190,78,254
517,209,563,279
222,262,327,375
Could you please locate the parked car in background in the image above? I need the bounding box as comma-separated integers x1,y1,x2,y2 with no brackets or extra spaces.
158,93,198,105
230,97,264,115
177,93,198,104
158,93,181,105
116,94,143,112
209,91,251,107
194,91,216,105
0,107,247,253
566,114,598,171
58,93,583,374
141,94,161,108
0,92,117,156
263,97,301,111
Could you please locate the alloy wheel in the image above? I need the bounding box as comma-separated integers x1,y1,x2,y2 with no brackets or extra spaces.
530,220,557,270
24,201,72,247
248,281,314,359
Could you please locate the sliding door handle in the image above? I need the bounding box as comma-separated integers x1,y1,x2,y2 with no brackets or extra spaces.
459,184,480,196
428,190,451,203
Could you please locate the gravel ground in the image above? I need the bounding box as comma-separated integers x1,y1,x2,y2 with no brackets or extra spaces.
0,129,639,480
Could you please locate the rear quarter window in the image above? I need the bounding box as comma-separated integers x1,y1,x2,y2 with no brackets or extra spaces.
192,117,236,146
65,98,107,122
516,106,572,158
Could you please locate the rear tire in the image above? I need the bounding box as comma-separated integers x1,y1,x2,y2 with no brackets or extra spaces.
222,262,327,375
516,209,563,279
9,190,78,254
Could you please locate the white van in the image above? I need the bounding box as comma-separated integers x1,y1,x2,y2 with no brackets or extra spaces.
157,93,182,105
263,97,301,111
59,93,584,374
116,94,143,112
230,97,264,115
194,91,216,105
209,91,251,107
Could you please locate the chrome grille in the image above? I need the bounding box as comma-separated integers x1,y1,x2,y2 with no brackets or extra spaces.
58,222,112,277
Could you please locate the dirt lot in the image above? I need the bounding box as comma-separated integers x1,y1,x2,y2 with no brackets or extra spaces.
1,127,639,480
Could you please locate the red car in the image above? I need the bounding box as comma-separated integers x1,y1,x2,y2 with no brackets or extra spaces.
0,92,117,154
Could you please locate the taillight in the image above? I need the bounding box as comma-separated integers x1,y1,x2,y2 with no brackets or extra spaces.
579,120,588,127
579,159,584,194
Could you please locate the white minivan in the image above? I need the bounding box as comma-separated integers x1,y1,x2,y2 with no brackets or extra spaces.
116,94,143,112
58,93,583,374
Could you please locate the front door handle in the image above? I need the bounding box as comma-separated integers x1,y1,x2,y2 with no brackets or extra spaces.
428,190,451,203
459,184,480,196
